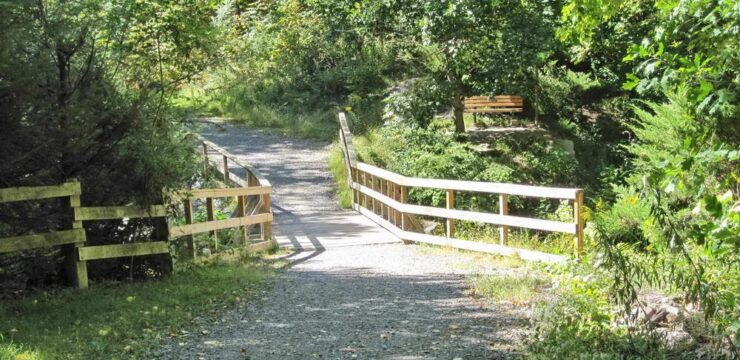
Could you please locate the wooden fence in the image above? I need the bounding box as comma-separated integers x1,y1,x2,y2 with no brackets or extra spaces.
338,112,584,263
0,136,274,289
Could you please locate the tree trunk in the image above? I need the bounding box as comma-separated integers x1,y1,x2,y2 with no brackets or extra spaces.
452,93,465,133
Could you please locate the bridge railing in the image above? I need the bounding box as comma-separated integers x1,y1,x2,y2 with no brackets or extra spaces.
196,135,273,244
338,112,584,263
0,136,274,289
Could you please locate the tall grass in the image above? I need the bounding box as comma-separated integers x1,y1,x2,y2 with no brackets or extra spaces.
328,145,353,209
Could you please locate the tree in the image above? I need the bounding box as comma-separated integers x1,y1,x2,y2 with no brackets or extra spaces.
411,0,556,132
0,0,219,290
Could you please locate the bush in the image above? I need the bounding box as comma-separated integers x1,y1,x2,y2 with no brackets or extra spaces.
527,265,670,359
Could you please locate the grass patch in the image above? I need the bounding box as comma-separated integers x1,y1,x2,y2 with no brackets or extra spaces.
471,273,549,304
227,105,337,140
328,144,353,209
0,254,272,359
0,341,41,360
415,243,527,269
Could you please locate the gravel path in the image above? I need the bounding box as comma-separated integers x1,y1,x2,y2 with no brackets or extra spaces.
160,119,530,359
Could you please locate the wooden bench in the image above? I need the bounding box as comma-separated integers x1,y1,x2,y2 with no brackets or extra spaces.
464,95,523,115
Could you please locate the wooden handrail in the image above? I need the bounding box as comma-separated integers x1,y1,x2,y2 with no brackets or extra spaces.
0,134,278,290
337,112,584,262
195,134,272,187
195,133,273,242
355,163,579,199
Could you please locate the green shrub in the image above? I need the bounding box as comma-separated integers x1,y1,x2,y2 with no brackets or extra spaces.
527,266,670,359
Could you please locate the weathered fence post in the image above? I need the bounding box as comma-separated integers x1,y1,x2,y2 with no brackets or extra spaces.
237,195,248,244
183,198,195,259
223,155,229,183
206,197,217,249
446,189,455,238
499,194,509,245
65,182,88,289
574,190,584,257
202,143,209,177
261,193,272,240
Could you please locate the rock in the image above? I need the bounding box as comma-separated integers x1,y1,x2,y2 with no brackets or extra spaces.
664,305,680,323
553,139,575,156
649,308,668,324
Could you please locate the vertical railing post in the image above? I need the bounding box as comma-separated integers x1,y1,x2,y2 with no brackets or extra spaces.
202,143,209,177
400,186,408,231
261,193,272,240
390,181,397,225
574,190,584,258
183,198,195,259
206,197,217,250
65,182,88,289
351,168,359,206
379,178,385,218
446,189,455,238
499,194,509,245
223,155,229,183
395,183,402,226
237,195,247,244
369,174,377,214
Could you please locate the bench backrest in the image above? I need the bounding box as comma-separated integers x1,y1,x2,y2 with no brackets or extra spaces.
464,95,523,113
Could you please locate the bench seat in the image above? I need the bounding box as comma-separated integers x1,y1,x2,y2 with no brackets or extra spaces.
464,96,523,114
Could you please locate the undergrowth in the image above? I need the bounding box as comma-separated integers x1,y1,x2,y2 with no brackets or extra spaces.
0,252,272,359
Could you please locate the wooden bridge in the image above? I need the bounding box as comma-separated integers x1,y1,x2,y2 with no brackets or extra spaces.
0,113,584,289
337,112,584,263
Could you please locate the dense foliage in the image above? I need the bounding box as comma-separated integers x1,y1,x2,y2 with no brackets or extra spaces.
0,0,219,290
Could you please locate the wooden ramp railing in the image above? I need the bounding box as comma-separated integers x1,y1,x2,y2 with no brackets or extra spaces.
338,112,583,263
0,135,274,289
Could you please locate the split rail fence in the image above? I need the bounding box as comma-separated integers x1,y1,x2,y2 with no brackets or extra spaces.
0,136,273,289
338,112,584,263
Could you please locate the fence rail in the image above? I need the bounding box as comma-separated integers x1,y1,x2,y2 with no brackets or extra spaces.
0,135,274,289
338,112,584,263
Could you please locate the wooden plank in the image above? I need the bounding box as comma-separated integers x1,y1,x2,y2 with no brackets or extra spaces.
75,205,166,221
465,102,523,107
223,155,230,183
353,182,576,234
173,186,271,200
195,135,272,187
0,182,81,203
337,112,358,167
0,229,85,253
169,213,272,238
354,204,566,263
66,194,88,289
237,196,248,243
247,239,276,252
206,198,217,248
464,108,524,113
183,199,195,260
574,190,584,258
261,193,272,240
499,194,509,245
355,162,579,199
78,241,170,261
446,189,455,238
